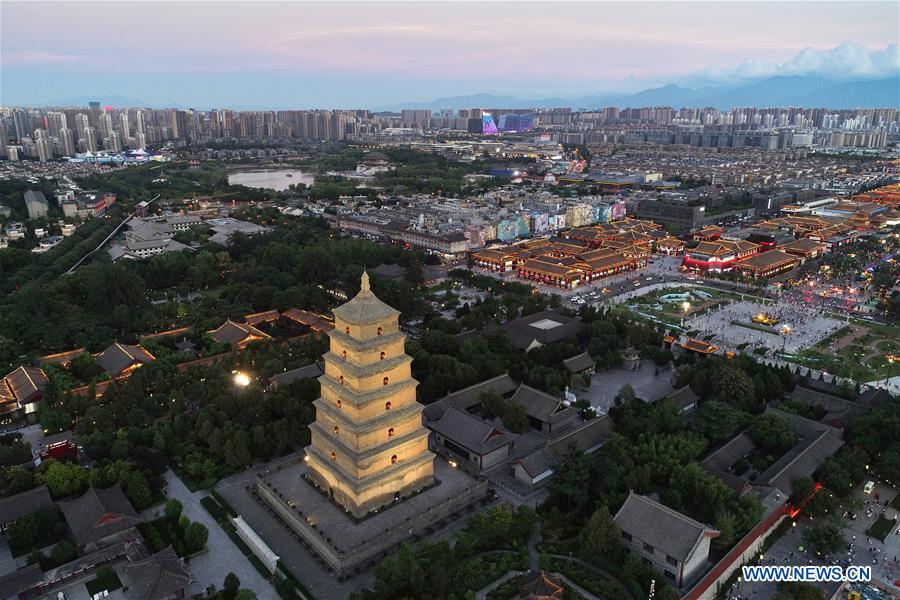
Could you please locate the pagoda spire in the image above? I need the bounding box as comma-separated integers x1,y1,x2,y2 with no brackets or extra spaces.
360,271,370,292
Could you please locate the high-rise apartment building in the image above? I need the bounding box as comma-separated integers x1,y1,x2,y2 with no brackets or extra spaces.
59,128,76,156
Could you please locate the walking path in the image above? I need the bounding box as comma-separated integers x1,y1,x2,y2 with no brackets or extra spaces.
153,470,275,598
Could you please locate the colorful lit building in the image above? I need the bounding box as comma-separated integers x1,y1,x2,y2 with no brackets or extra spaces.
682,240,759,273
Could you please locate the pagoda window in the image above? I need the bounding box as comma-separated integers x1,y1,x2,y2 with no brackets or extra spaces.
380,351,386,361
331,452,337,461
336,399,342,409
333,425,340,435
385,401,392,411
383,376,389,386
342,350,348,360
345,326,351,335
377,326,383,336
391,455,398,465
388,427,395,439
339,375,344,385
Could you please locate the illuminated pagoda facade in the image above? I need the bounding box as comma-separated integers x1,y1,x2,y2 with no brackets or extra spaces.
305,272,435,518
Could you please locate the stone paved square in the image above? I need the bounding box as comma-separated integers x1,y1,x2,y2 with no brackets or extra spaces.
687,300,845,353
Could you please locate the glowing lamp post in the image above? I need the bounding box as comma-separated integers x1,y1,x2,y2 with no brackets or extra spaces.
681,301,691,327
781,325,791,351
233,371,251,388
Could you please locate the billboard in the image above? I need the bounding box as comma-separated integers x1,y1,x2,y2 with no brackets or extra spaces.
482,112,499,135
498,113,534,132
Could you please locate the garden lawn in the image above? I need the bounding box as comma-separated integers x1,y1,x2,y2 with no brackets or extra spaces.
866,516,896,541
546,556,626,600
85,573,123,596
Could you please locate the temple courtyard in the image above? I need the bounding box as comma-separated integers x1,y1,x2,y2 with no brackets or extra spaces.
216,452,488,599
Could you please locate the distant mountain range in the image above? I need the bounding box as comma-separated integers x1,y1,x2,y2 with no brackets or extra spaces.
44,75,899,111
380,76,900,111
46,94,188,109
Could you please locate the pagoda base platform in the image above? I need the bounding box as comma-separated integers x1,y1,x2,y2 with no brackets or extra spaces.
254,457,487,578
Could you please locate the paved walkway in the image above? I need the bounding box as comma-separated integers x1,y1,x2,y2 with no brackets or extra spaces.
156,470,275,598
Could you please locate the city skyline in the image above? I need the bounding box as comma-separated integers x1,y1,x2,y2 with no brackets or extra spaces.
2,1,899,108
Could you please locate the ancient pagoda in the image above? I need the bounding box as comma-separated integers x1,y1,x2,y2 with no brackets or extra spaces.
305,272,435,518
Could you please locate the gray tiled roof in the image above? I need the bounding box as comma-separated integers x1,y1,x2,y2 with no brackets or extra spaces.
549,415,614,453
701,432,756,472
513,417,614,480
562,352,595,373
429,406,517,455
2,365,47,405
501,310,586,350
758,428,844,496
0,486,53,524
332,273,400,324
423,373,518,421
119,546,192,600
209,320,271,346
513,447,557,479
856,387,893,408
0,563,42,599
511,385,577,424
790,386,865,425
95,343,155,378
271,363,324,387
665,386,700,411
58,484,143,547
614,492,718,562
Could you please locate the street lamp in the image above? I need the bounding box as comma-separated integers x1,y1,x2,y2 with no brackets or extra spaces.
681,301,691,327
233,371,251,387
781,325,791,351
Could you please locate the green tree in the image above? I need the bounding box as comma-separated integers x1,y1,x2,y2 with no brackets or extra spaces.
579,506,621,561
8,514,40,550
371,543,427,599
95,565,118,590
164,498,184,521
38,461,88,498
49,540,76,565
750,413,796,455
617,384,636,403
551,444,591,512
804,523,844,557
185,521,209,552
223,572,241,599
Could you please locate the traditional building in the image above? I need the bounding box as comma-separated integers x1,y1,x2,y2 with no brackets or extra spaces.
682,240,759,273
208,320,272,349
733,249,799,278
305,272,435,518
615,492,719,588
95,343,155,380
778,237,826,261
0,366,47,425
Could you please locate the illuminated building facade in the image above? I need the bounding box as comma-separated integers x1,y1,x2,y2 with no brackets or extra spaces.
305,273,435,518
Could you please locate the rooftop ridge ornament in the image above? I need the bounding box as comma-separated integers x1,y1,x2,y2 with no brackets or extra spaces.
360,271,370,292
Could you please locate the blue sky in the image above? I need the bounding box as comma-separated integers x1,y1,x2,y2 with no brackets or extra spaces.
2,1,898,108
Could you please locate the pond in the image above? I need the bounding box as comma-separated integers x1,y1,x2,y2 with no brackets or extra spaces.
227,169,315,191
